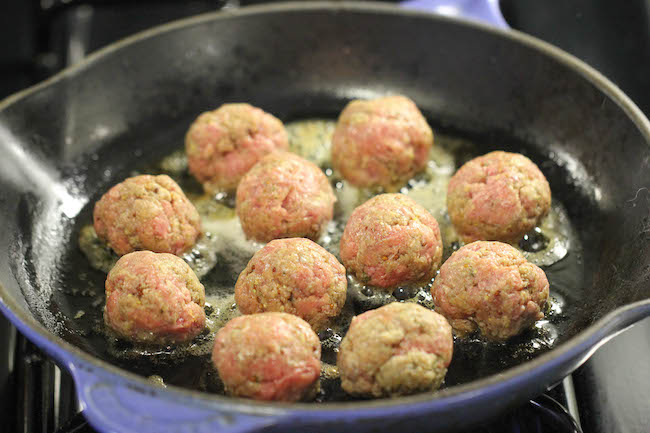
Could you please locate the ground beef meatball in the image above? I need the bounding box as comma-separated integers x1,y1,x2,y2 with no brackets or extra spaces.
340,193,443,289
338,302,453,397
185,103,289,193
331,95,433,191
93,174,201,256
212,312,321,401
235,238,346,331
431,241,549,341
447,151,551,243
104,251,206,344
236,152,336,242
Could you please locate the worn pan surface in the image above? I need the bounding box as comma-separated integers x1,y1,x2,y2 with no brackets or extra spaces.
1,2,650,432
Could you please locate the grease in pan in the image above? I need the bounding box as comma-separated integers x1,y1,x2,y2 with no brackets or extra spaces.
75,116,575,400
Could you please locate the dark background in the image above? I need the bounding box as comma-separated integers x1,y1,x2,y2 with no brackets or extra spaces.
1,1,648,115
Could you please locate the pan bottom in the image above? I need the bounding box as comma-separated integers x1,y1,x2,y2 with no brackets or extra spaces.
46,118,584,402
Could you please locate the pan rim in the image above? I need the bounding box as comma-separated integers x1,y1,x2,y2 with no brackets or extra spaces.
2,286,650,414
0,1,649,141
1,0,650,414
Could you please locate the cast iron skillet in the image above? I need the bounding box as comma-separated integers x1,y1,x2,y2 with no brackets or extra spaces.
1,2,650,432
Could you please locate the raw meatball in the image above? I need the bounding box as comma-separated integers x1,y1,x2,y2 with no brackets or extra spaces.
93,174,201,256
340,193,443,289
236,152,336,242
431,241,549,341
447,151,551,243
104,251,206,344
212,312,321,401
185,103,289,193
235,238,346,331
338,302,453,397
331,95,433,191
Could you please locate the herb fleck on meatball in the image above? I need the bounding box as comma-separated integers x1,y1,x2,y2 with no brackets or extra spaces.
338,302,453,397
212,312,321,401
447,151,551,243
340,193,443,289
236,152,336,242
104,251,206,344
332,95,433,191
186,103,289,193
432,241,549,341
235,238,347,331
93,174,201,256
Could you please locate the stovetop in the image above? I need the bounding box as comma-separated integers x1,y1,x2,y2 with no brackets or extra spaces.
1,1,649,432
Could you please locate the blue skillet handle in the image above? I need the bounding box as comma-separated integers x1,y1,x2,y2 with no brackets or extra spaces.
400,0,509,29
65,359,289,433
0,301,289,433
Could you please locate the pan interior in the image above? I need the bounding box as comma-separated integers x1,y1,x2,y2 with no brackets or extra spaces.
2,6,650,403
9,111,591,401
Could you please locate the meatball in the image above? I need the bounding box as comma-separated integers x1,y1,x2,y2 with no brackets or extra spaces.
431,241,549,341
235,238,346,331
236,152,336,242
185,103,289,193
212,312,321,401
93,174,201,256
447,151,551,243
340,193,443,289
338,302,453,397
331,95,433,191
104,251,206,344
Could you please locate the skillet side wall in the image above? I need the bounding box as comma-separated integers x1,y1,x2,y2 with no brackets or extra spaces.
0,4,649,396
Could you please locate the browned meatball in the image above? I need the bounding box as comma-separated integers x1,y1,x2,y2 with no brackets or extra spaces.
431,241,549,341
185,103,289,193
235,238,347,331
93,174,201,256
212,312,321,401
236,152,336,242
338,302,453,397
104,251,206,344
340,194,443,289
331,95,433,191
447,151,551,243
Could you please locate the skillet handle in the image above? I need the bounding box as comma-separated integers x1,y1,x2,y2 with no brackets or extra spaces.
65,361,288,433
400,0,509,29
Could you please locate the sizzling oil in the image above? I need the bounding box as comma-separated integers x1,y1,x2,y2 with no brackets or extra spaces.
75,119,579,397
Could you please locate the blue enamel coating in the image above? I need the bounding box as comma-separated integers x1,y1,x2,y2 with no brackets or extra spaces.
4,295,650,433
0,300,289,433
70,367,285,433
400,0,509,29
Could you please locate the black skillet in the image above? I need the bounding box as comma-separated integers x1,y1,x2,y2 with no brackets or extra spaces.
0,2,649,432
